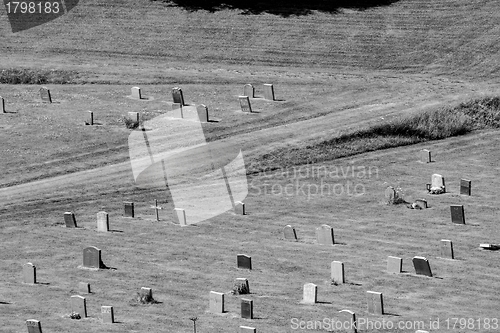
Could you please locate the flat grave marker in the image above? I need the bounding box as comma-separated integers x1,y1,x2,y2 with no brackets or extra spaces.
302,283,317,304
26,319,42,333
78,282,91,294
71,295,87,318
239,96,252,113
480,244,500,250
101,306,114,323
196,104,209,122
412,256,432,277
237,254,252,270
39,87,52,103
174,208,187,226
338,310,357,333
241,299,253,319
172,87,185,105
82,246,104,269
387,256,402,273
64,212,77,228
420,149,431,163
263,83,275,101
440,239,454,259
97,211,109,232
366,291,384,315
331,261,345,284
460,179,471,196
131,87,142,99
243,84,254,98
124,201,134,218
209,291,225,313
283,225,297,241
450,205,465,224
316,224,334,245
240,326,256,333
235,201,245,215
23,263,36,284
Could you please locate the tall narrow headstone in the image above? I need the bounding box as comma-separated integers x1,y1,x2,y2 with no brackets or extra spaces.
420,149,431,163
237,254,252,270
64,212,77,228
338,310,357,333
97,211,109,232
26,319,42,333
316,224,334,245
263,84,275,101
128,111,140,122
82,246,103,269
387,256,402,273
174,208,187,226
241,299,253,319
101,306,114,323
87,111,94,125
39,87,52,103
209,291,224,313
450,205,465,224
243,84,254,98
171,103,183,118
331,261,345,284
366,291,384,315
412,256,432,277
239,96,252,113
78,282,91,294
384,186,395,203
302,283,317,304
431,174,445,191
23,263,36,284
71,295,87,317
150,200,162,221
460,179,471,196
124,202,134,218
131,87,142,99
0,96,5,113
235,201,245,215
283,225,297,241
440,239,454,259
196,104,209,122
240,326,256,333
172,87,185,105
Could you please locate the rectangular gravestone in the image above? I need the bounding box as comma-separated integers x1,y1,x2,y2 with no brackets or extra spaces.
387,256,402,273
412,256,432,277
243,84,254,98
431,174,445,191
124,201,134,218
97,211,109,232
414,199,428,209
283,225,297,241
241,299,253,319
71,295,87,317
440,239,454,259
234,278,250,294
196,104,209,122
450,205,465,224
209,291,224,313
172,87,185,105
338,310,357,333
174,208,187,226
240,326,256,333
367,291,384,315
237,254,252,270
420,149,431,163
172,103,183,118
26,319,42,333
128,111,140,122
239,96,252,113
78,282,91,294
83,246,103,269
101,306,114,323
235,201,245,215
331,261,345,284
302,283,317,304
23,263,36,284
263,84,275,101
316,224,334,245
1,96,5,113
64,212,77,228
39,87,52,103
460,179,471,196
131,87,141,99
87,111,94,125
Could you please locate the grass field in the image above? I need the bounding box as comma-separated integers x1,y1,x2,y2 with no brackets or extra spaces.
1,0,500,332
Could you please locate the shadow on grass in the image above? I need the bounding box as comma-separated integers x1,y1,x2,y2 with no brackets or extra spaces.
151,0,400,16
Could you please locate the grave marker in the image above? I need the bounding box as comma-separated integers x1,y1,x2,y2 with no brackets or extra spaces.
412,256,432,277
87,111,94,125
96,211,109,232
140,287,153,301
235,201,245,215
26,319,42,333
1,96,5,113
209,291,224,313
316,224,334,245
172,87,185,105
71,295,87,318
150,200,162,221
237,254,252,270
338,310,357,333
196,104,209,122
82,246,104,269
131,87,142,99
460,179,471,196
302,283,317,304
234,278,250,294
431,174,445,192
101,306,114,323
263,84,275,101
124,201,134,217
480,244,500,250
243,84,254,98
387,256,402,273
331,261,345,284
239,96,252,113
366,291,384,315
78,282,91,294
128,112,140,122
283,225,297,241
240,326,256,333
241,299,253,319
23,263,36,284
420,149,431,163
440,239,454,259
39,87,52,103
64,212,77,228
450,205,465,224
174,208,187,226
385,186,395,203
414,199,428,209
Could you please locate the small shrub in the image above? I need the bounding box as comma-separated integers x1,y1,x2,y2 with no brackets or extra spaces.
136,292,157,304
123,116,140,129
69,312,81,320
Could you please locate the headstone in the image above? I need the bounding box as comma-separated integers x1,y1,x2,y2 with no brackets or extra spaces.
302,283,317,304
71,295,87,318
387,256,402,273
331,261,345,284
234,278,250,294
87,111,94,125
171,103,183,118
97,211,109,232
338,310,357,333
26,319,42,333
240,326,256,333
460,179,471,196
131,87,142,99
172,87,185,105
101,306,114,323
283,225,297,241
1,96,5,113
239,96,252,113
316,224,334,245
237,254,252,270
450,205,465,224
140,287,153,300
420,149,431,163
412,256,432,277
480,244,500,250
23,263,36,284
366,291,384,315
209,291,224,313
150,200,162,221
83,246,103,269
440,239,454,259
235,201,245,215
431,174,445,191
241,298,253,319
39,87,52,103
64,212,77,228
196,104,209,122
384,186,395,203
128,111,140,122
78,282,91,294
263,84,275,101
124,201,134,218
243,84,254,98
414,199,427,209
174,208,187,226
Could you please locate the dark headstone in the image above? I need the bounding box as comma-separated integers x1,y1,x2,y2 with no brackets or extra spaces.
316,224,334,245
101,306,114,323
366,291,384,315
440,239,454,259
196,104,209,122
412,256,433,277
64,212,77,228
237,254,252,270
283,225,297,241
239,96,252,113
39,87,52,103
460,179,471,196
83,246,104,269
450,205,465,224
124,201,134,218
23,263,36,284
243,84,254,98
26,319,42,333
263,84,275,101
71,295,87,318
241,298,253,319
338,310,357,333
233,278,250,295
172,87,185,105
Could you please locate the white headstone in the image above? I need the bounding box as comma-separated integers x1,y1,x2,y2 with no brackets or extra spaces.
131,87,141,99
97,211,109,232
302,283,317,304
